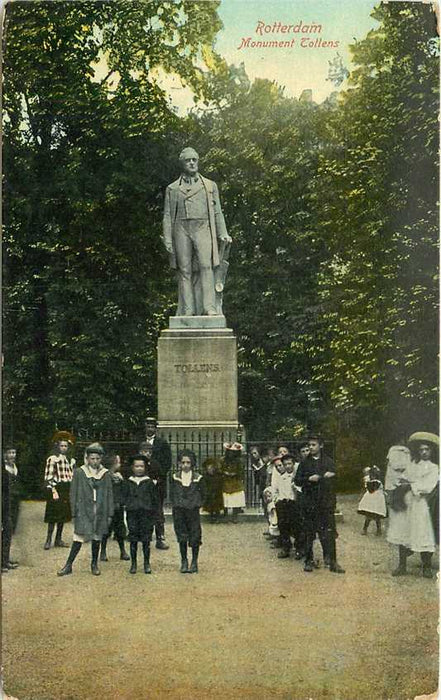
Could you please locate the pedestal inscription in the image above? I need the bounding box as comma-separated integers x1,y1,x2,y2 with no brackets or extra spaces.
157,327,238,429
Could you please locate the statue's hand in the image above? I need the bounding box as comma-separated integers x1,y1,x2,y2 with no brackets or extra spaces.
219,234,232,244
164,242,173,254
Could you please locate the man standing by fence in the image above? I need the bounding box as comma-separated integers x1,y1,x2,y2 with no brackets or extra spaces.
143,417,172,550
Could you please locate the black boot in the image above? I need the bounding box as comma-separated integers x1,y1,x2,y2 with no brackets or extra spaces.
328,533,345,574
189,544,199,573
231,508,239,524
117,537,130,561
155,522,169,550
142,542,152,574
362,517,369,535
100,535,108,561
392,545,408,576
375,518,382,537
91,541,101,575
179,542,189,573
129,542,138,574
421,552,434,579
57,542,82,576
44,523,55,550
278,548,291,559
54,523,68,548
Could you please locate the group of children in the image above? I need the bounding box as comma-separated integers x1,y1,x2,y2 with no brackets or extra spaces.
55,443,208,576
249,439,345,574
5,430,436,580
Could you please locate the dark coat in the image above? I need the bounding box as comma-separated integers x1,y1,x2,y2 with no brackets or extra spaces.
220,457,245,494
122,476,159,513
202,472,224,513
109,472,125,509
70,465,114,539
294,453,337,512
171,472,205,509
2,462,10,523
151,436,172,481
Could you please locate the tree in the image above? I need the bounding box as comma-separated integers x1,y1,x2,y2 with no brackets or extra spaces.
307,2,439,470
3,0,224,491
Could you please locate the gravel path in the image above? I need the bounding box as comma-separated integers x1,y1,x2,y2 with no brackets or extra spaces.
2,496,438,700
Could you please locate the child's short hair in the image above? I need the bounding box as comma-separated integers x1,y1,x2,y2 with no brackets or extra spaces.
85,442,104,456
261,446,274,458
178,449,197,468
298,441,309,450
103,452,120,470
129,454,149,468
281,453,294,462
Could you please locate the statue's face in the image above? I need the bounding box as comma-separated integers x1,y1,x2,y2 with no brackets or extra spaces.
181,155,199,177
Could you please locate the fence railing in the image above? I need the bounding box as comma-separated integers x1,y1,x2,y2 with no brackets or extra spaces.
73,435,334,508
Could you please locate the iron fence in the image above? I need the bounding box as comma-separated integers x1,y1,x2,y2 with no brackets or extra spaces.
72,433,334,508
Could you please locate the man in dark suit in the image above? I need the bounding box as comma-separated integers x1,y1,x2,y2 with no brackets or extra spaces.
294,435,345,574
140,417,172,550
2,447,19,572
162,147,232,316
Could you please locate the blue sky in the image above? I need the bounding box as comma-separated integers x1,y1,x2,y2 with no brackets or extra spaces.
215,0,380,101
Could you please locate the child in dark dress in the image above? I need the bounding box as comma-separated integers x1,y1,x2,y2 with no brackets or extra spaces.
122,454,159,574
171,450,205,573
100,453,129,562
201,457,224,523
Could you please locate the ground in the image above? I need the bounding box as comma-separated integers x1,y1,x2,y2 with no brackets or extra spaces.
2,495,438,700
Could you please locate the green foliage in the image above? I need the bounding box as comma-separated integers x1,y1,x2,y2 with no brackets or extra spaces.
193,79,331,437
3,2,439,493
307,2,439,446
3,0,223,488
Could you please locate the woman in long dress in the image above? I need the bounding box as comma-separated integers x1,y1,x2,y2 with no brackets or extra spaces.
386,433,438,579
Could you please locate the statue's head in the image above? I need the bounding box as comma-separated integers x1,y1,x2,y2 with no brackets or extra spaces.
179,147,199,177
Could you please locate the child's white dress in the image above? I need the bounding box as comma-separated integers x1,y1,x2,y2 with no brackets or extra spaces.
357,475,387,518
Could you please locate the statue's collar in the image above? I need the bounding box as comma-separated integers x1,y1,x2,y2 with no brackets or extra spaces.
180,174,200,186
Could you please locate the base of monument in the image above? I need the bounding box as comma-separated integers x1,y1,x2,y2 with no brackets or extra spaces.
169,315,226,329
158,326,238,424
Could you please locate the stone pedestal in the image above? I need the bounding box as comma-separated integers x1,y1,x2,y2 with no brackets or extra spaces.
158,323,238,436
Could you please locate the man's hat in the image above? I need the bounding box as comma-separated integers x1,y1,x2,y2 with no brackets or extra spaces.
408,432,439,447
51,430,76,445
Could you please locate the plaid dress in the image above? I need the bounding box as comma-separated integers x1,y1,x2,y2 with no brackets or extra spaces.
44,455,75,523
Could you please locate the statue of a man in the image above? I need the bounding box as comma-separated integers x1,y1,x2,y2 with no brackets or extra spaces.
162,147,232,317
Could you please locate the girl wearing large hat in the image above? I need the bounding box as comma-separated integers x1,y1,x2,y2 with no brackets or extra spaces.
220,442,246,523
43,430,76,550
386,433,439,578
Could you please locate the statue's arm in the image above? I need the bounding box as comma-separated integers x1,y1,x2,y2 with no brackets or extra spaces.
212,182,232,243
162,187,174,254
